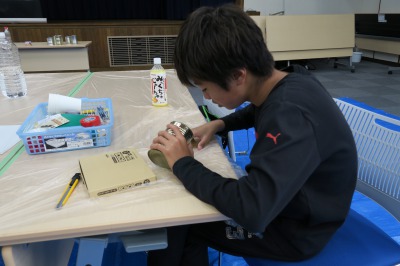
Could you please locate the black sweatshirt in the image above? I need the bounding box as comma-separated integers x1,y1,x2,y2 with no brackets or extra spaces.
173,72,358,258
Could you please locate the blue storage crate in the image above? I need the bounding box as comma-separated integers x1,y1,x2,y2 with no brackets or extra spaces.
17,98,114,155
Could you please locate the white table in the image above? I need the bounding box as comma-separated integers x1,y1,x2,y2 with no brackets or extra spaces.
0,70,237,265
15,41,92,72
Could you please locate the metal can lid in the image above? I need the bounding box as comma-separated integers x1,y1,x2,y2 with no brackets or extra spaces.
169,121,193,143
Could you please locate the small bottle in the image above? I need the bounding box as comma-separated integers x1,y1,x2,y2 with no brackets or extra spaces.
0,32,28,98
4,27,12,42
150,57,167,106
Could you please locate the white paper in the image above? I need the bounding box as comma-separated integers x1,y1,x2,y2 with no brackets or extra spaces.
0,125,21,154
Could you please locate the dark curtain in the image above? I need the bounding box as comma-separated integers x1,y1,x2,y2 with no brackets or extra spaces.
40,0,235,21
0,0,43,18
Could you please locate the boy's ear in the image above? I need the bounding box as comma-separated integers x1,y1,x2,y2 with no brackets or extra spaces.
232,68,246,85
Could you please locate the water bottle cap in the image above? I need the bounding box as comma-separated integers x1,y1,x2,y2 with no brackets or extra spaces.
153,57,161,64
0,32,5,39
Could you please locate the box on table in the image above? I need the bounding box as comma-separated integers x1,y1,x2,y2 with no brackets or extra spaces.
16,98,113,155
79,148,157,197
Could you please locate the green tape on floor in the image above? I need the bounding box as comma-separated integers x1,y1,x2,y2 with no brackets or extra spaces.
0,71,94,177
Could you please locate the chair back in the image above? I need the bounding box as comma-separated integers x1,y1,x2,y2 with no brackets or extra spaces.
334,97,400,221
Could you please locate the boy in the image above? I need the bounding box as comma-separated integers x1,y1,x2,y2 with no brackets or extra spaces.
149,4,357,265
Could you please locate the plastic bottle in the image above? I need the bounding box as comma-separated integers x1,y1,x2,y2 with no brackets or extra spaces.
150,57,167,106
0,32,27,98
4,27,12,42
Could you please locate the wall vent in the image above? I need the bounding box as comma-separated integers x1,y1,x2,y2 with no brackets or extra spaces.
108,35,177,67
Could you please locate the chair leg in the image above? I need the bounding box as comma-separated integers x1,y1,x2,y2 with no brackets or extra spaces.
333,57,355,73
235,130,251,156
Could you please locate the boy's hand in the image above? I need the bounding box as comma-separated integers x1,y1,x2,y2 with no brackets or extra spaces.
192,120,225,150
150,124,194,169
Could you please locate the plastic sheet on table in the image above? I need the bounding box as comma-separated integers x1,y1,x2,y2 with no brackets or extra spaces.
0,70,240,245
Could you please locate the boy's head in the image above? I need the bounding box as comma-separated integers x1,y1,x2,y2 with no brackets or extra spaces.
174,4,275,91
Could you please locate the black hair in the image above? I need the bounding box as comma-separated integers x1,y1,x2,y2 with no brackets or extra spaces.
174,4,275,90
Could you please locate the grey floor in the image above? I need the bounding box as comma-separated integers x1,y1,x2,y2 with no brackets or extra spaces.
309,58,400,116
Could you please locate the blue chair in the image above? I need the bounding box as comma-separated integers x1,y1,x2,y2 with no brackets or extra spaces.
202,98,254,162
243,98,400,265
244,209,400,265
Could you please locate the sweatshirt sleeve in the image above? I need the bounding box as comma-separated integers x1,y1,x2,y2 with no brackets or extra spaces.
219,103,255,134
172,102,321,233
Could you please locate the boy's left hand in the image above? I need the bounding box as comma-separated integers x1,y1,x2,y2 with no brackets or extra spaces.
150,124,194,169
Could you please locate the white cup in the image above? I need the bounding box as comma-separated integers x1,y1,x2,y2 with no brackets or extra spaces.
48,94,81,114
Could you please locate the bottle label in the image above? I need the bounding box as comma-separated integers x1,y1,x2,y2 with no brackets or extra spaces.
151,72,167,106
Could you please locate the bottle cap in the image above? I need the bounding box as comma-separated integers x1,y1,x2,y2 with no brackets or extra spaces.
153,57,161,64
80,115,101,127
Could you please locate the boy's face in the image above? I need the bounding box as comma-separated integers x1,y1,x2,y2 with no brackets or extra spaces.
194,80,245,110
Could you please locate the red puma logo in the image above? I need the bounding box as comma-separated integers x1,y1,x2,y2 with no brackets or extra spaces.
266,133,281,144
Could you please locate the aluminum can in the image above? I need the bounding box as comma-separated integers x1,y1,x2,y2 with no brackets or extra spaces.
54,35,62,45
70,35,77,44
47,37,54,45
148,121,193,169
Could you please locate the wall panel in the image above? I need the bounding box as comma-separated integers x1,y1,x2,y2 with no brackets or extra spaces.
1,20,182,71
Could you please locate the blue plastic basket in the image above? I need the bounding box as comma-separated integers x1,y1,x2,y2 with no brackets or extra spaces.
17,98,114,155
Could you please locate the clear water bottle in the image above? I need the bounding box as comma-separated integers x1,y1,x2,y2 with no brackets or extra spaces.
150,57,167,106
4,27,12,43
0,32,27,98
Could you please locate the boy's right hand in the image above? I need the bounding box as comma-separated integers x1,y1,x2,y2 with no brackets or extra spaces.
192,119,225,150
